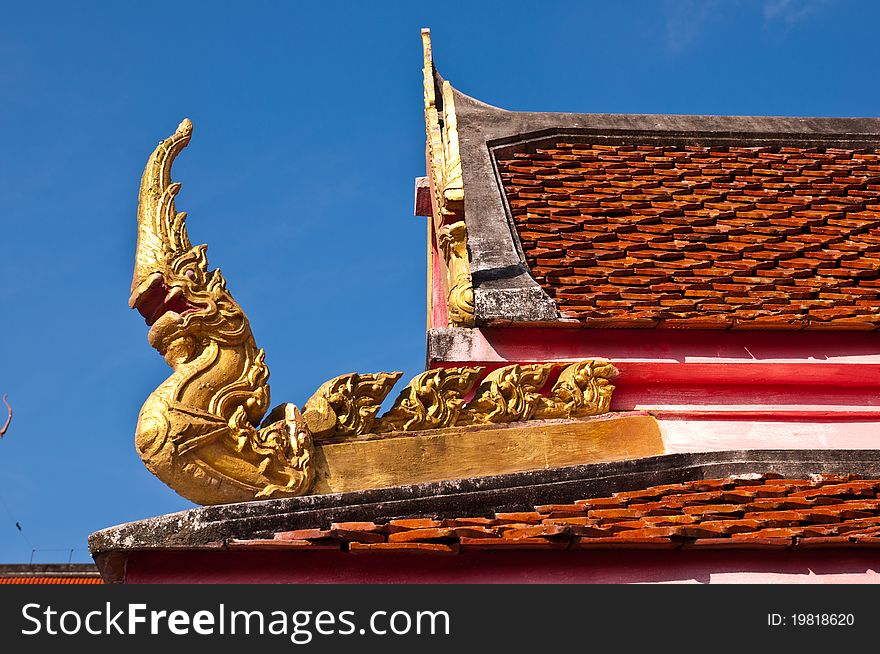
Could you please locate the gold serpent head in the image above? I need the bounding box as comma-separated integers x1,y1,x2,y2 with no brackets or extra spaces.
130,119,248,359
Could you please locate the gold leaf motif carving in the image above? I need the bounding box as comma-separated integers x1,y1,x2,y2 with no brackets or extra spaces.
244,403,314,500
302,372,403,440
300,359,616,438
374,366,484,433
437,221,475,327
457,364,557,425
535,360,618,419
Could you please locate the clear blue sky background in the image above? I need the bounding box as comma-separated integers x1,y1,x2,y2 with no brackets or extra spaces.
1,1,878,563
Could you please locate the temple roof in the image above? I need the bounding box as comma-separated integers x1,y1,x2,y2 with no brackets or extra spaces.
424,31,880,330
0,564,102,584
234,473,880,553
89,449,880,581
500,141,880,330
90,31,880,584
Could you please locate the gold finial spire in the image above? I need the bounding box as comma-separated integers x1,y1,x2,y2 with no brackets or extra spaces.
420,28,475,327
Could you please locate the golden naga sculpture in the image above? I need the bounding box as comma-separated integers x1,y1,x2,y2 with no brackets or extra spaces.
131,120,626,505
130,120,314,505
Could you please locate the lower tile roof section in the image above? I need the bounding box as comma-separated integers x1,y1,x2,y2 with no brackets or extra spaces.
228,474,880,552
496,142,880,330
0,576,103,585
0,564,103,584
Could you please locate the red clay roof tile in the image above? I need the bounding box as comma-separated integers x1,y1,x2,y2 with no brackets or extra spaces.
0,576,103,584
348,542,459,555
497,142,880,329
228,538,341,551
223,473,880,554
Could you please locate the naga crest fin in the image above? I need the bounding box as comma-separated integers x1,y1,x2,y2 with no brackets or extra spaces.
130,118,194,309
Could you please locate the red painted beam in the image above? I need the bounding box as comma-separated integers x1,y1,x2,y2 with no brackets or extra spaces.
122,549,880,585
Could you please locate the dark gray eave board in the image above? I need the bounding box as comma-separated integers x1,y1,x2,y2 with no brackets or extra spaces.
452,85,880,327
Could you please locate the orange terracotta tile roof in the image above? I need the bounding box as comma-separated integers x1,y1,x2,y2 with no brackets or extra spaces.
0,576,102,584
228,473,880,552
497,142,880,330
0,564,103,584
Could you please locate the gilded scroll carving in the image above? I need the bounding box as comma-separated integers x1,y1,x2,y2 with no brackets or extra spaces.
131,120,314,505
535,360,618,419
437,221,475,327
422,28,475,327
302,372,402,440
374,367,484,433
297,359,617,440
457,364,557,425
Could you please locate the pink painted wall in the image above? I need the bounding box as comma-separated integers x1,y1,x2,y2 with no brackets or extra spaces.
429,230,448,330
431,328,880,378
122,550,880,584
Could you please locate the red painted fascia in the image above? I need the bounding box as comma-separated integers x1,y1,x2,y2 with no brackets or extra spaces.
121,549,880,585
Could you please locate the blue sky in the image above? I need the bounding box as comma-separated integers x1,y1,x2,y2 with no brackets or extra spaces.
0,1,878,563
